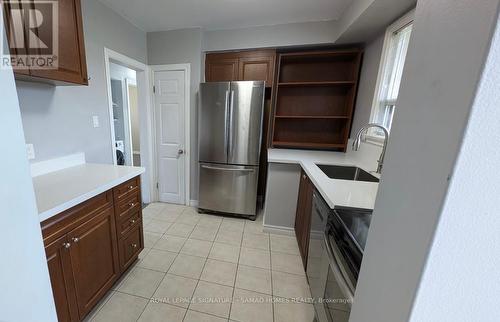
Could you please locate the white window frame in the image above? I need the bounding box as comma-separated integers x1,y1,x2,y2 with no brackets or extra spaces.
366,9,415,145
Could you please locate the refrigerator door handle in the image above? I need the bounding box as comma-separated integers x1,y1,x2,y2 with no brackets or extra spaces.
224,90,230,156
201,164,255,173
228,90,235,157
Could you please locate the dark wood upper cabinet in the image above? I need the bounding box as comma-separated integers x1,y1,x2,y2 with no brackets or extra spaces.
205,50,276,87
294,169,314,269
30,0,88,85
238,54,275,86
2,0,88,85
2,0,30,75
205,57,239,82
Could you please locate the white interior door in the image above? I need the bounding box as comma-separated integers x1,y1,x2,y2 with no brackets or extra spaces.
154,70,186,204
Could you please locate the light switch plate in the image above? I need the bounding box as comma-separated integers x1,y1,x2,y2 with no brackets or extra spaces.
26,144,35,160
92,115,100,128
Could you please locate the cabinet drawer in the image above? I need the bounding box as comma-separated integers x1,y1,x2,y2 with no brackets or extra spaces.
115,192,141,221
113,177,140,203
118,223,143,272
42,191,113,243
117,210,142,238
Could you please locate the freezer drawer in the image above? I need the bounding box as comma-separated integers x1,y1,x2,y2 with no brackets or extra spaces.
199,163,259,216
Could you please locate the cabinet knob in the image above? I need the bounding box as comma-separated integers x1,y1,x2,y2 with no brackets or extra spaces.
129,202,137,208
129,185,134,190
131,243,137,248
130,219,136,224
302,174,307,180
63,242,71,249
72,237,79,243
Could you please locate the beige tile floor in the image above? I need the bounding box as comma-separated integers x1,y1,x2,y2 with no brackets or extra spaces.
85,202,314,322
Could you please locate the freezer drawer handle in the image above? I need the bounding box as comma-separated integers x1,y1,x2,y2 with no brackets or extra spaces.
201,165,255,172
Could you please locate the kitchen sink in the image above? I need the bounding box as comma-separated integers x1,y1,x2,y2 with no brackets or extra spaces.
316,165,379,183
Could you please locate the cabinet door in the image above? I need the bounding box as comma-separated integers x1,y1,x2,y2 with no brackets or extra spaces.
238,55,275,87
67,206,119,318
205,57,239,82
1,0,31,75
29,0,88,84
295,170,313,269
45,235,79,322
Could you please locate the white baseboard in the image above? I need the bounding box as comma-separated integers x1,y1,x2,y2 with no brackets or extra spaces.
262,224,295,236
31,153,85,177
189,200,199,207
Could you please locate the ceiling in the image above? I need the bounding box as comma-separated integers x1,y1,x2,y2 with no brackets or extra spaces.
99,0,352,32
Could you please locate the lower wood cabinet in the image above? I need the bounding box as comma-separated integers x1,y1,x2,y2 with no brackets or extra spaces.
41,176,143,322
295,169,314,270
45,234,79,322
67,207,119,317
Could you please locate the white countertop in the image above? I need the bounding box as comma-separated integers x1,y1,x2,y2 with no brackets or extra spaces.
268,143,382,210
33,163,145,222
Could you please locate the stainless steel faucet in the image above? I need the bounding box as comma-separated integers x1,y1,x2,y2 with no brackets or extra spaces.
352,124,389,174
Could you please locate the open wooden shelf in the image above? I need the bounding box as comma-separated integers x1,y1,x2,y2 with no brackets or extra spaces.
271,48,363,151
277,81,356,87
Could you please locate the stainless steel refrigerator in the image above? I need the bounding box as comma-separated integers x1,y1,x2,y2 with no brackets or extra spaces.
198,81,265,218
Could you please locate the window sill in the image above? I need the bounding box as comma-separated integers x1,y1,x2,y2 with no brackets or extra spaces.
364,135,385,147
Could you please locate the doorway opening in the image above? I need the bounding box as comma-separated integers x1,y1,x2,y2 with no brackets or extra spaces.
104,48,155,203
109,62,140,166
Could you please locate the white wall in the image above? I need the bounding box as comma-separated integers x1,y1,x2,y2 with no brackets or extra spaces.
16,0,147,164
409,14,500,321
147,28,203,201
349,0,500,321
0,38,57,321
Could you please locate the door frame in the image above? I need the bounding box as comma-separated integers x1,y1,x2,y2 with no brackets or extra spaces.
124,77,135,166
104,47,155,203
150,64,191,205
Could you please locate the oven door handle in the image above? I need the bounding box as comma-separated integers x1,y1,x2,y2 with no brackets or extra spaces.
324,233,355,303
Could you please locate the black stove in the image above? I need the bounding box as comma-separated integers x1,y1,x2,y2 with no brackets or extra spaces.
326,207,373,288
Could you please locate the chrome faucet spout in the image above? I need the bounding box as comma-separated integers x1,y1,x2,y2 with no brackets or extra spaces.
352,123,389,174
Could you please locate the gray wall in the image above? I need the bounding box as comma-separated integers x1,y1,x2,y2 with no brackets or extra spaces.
17,0,147,164
335,0,416,44
351,32,385,135
263,163,301,231
147,28,203,201
0,54,56,321
409,15,500,320
202,20,338,51
349,0,500,321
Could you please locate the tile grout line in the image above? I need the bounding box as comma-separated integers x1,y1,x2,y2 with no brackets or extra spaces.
228,216,246,321
268,231,276,322
135,245,182,321
182,211,222,321
135,203,188,321
138,204,305,321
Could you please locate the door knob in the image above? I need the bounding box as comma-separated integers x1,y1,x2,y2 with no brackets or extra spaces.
63,242,71,249
72,237,79,243
178,149,184,155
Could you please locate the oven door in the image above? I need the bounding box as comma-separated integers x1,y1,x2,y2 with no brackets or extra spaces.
322,235,353,322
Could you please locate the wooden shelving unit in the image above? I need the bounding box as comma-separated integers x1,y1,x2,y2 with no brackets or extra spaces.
271,49,363,151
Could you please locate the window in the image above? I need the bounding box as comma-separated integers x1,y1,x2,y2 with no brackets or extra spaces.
369,10,414,139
